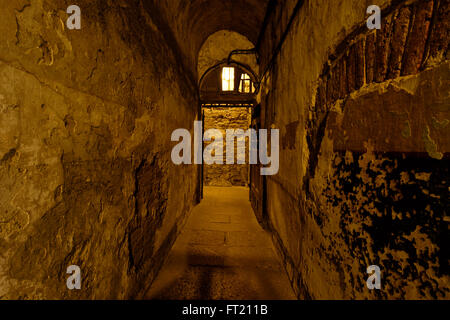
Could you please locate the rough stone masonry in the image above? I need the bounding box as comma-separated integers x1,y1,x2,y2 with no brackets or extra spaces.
203,107,252,187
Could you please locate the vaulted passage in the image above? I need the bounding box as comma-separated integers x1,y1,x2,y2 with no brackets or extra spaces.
0,0,448,300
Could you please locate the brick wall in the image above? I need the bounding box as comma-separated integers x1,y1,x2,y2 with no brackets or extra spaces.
257,0,449,299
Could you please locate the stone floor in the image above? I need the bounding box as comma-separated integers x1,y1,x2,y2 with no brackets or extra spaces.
145,186,296,300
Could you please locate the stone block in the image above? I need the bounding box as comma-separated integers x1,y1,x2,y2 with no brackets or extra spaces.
375,14,394,82
402,0,434,75
365,32,377,84
425,0,450,65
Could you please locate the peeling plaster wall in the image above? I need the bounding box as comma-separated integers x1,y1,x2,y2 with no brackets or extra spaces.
257,0,449,299
198,30,258,81
0,0,199,299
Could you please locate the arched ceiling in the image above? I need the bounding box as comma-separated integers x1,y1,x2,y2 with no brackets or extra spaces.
143,0,271,78
198,31,258,80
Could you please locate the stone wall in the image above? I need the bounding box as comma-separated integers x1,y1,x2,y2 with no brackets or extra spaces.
0,0,199,299
203,107,251,187
257,0,449,299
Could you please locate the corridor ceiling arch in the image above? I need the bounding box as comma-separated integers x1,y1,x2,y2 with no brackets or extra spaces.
199,61,259,103
145,0,271,78
198,30,259,81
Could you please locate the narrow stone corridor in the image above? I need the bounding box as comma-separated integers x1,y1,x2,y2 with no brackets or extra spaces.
1,0,448,301
145,187,295,300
